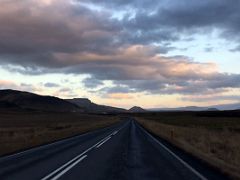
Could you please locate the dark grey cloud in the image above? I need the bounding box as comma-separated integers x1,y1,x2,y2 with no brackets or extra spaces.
77,0,160,11
230,45,240,52
0,1,123,68
1,0,240,67
0,0,240,97
99,73,240,95
100,85,134,94
123,0,240,46
82,77,104,88
112,80,166,94
79,0,240,51
44,82,60,88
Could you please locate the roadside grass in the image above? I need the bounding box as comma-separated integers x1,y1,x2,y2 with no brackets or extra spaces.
0,110,120,157
135,111,240,179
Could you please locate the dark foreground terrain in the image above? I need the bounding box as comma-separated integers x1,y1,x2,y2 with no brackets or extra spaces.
0,119,228,180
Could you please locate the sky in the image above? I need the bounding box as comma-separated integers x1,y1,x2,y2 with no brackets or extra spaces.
0,0,240,109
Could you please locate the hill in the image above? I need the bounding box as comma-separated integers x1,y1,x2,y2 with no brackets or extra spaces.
129,106,146,113
0,89,81,112
66,98,127,113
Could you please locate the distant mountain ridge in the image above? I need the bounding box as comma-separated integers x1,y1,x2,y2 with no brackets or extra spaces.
150,103,240,111
1,89,239,113
150,106,213,112
211,103,240,110
66,98,127,113
0,89,81,112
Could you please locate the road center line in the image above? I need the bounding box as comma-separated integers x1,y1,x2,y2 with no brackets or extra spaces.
96,137,111,148
41,146,91,180
50,155,87,180
41,139,108,180
41,125,125,180
112,130,118,135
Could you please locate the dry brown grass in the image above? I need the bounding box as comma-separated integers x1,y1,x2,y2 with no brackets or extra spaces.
136,115,240,179
0,110,121,156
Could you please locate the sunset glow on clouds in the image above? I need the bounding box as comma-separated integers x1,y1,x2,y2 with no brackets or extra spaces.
0,0,240,108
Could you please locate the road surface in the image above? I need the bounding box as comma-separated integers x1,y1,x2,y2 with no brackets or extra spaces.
0,119,229,180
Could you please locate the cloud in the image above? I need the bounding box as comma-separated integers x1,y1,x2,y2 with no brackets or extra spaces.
104,93,134,100
0,0,240,98
44,82,60,88
82,77,104,88
0,79,42,93
80,0,240,46
181,94,240,102
205,47,213,52
0,80,18,89
59,87,72,92
230,45,240,52
99,85,134,94
53,87,78,98
0,0,122,67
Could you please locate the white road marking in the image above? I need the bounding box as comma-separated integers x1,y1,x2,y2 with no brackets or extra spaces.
96,137,111,148
41,136,110,180
137,123,208,180
112,131,118,135
41,124,127,180
50,155,87,180
41,148,90,180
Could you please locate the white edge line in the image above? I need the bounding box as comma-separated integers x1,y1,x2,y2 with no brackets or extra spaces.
137,123,208,180
50,155,87,180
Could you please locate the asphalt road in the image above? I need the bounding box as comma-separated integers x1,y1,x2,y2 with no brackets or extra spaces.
0,119,229,180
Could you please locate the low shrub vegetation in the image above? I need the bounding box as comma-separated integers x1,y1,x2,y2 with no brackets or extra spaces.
0,110,120,156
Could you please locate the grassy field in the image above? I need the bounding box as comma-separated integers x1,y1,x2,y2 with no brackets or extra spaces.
0,109,121,157
1,109,240,178
135,111,240,179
